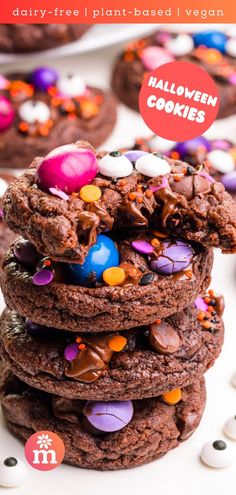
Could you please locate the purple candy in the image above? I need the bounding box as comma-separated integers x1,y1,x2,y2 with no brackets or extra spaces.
33,269,54,286
0,96,15,132
198,171,215,183
131,240,154,255
124,150,148,163
30,67,58,92
64,343,78,361
221,171,236,192
174,137,211,159
49,187,69,201
150,239,194,275
195,297,208,312
84,400,134,433
14,239,39,265
211,139,232,151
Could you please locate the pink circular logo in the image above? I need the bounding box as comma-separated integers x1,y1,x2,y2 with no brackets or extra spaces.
24,431,65,471
139,61,219,141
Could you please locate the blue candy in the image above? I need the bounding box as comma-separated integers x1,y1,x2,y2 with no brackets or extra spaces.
193,31,227,53
67,234,120,287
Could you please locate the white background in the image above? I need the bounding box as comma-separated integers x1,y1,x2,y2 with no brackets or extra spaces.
0,24,236,494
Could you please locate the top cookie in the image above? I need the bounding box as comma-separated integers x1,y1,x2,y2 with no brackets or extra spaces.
3,141,236,263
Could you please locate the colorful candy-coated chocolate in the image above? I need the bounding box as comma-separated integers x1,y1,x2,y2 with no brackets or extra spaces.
150,239,194,275
165,34,194,57
98,152,133,178
18,100,50,124
148,136,177,153
131,239,154,255
83,400,133,432
0,457,28,488
67,234,120,287
200,440,231,468
173,136,211,159
207,150,235,174
141,46,174,71
33,269,54,286
13,239,39,265
0,178,8,197
221,171,236,192
135,153,171,177
193,31,228,53
36,145,98,194
64,343,79,361
225,38,236,58
57,74,86,97
194,296,208,312
30,66,58,92
123,150,148,162
224,416,236,440
0,96,15,132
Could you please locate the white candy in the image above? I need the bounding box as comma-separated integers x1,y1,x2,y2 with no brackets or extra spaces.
135,153,171,177
207,150,235,174
148,136,176,153
224,416,236,440
57,74,86,97
19,100,50,124
0,178,8,197
46,143,79,158
98,153,133,178
200,440,232,468
225,38,236,58
231,370,236,387
165,34,194,57
0,457,28,488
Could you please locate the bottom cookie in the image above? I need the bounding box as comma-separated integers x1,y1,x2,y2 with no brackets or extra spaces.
1,368,206,471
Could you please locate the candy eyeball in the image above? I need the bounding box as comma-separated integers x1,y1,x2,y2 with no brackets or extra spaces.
18,100,50,124
165,34,194,57
135,153,171,177
225,38,236,58
57,74,86,97
224,416,236,440
0,457,28,488
200,440,232,468
0,177,8,197
207,149,235,174
148,136,177,153
98,151,133,178
83,400,134,433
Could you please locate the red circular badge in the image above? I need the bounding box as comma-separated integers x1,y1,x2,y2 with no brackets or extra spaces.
24,431,65,471
139,61,219,141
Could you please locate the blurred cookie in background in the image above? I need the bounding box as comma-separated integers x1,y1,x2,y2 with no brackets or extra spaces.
0,173,17,264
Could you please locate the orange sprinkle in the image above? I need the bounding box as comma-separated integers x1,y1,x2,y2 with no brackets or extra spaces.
137,196,143,204
202,321,211,330
174,174,182,182
128,192,137,201
76,337,82,343
47,86,58,96
197,311,205,321
39,126,49,136
185,269,193,279
119,179,127,187
108,335,127,352
203,48,222,65
44,259,51,267
80,100,99,119
204,297,211,304
170,151,180,160
207,306,214,313
155,319,161,325
78,343,86,350
18,122,28,132
151,238,160,248
208,289,215,297
137,185,143,192
124,52,135,62
162,388,182,405
145,189,153,198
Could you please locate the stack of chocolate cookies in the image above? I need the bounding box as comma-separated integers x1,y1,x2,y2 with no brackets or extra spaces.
0,141,235,470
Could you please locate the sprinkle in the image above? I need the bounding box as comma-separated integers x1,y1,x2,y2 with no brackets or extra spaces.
103,266,126,286
64,343,78,361
79,185,102,203
199,172,215,183
197,311,206,321
32,269,54,286
202,321,212,330
203,48,223,65
139,272,155,285
76,337,82,343
108,335,127,352
151,238,160,248
131,240,154,255
119,179,127,187
162,388,182,405
128,192,136,200
155,319,161,325
145,189,153,198
49,187,69,201
78,343,86,350
137,196,143,203
204,297,211,304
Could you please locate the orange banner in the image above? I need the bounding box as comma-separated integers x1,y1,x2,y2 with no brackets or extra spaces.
0,0,235,24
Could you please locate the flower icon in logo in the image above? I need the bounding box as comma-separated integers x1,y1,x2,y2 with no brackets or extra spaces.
36,434,53,450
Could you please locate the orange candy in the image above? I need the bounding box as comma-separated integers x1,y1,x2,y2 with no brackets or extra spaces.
103,267,126,287
162,388,182,405
80,185,101,203
108,335,127,352
203,48,223,65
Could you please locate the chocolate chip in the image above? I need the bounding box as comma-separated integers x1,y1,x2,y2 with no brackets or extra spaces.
139,273,155,285
149,321,180,354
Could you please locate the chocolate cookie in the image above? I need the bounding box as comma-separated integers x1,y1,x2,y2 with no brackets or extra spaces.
1,368,206,470
0,173,17,263
0,72,117,168
1,236,213,332
0,294,224,400
0,25,90,53
3,142,236,262
112,30,236,119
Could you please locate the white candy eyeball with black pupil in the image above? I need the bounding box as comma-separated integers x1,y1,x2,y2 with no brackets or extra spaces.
19,100,50,124
149,136,176,153
225,38,236,58
57,74,86,97
200,440,231,468
224,416,236,440
98,152,133,178
0,178,8,197
0,457,28,487
165,34,194,57
207,150,235,174
135,153,171,177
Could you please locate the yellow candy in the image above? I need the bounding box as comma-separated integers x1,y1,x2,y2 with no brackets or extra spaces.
80,185,101,203
162,388,182,405
108,335,127,352
103,267,126,286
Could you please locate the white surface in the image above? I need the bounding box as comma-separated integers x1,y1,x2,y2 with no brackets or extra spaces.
0,24,236,495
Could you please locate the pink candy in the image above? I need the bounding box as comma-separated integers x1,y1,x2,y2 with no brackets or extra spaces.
141,46,174,71
0,96,15,132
